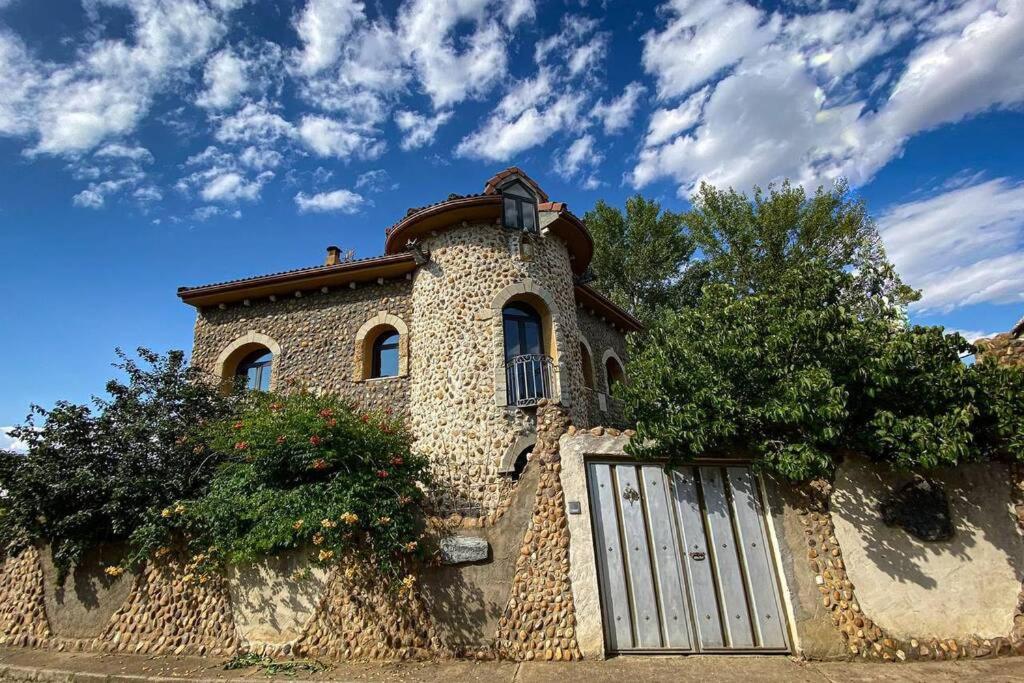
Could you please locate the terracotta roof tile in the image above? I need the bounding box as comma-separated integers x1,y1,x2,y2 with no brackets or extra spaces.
178,253,404,292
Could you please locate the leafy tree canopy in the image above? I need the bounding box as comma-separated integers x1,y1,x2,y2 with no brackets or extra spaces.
613,182,1024,480
584,195,695,322
0,349,231,576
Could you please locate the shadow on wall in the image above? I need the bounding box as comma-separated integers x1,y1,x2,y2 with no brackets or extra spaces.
829,454,1022,590
38,542,135,640
228,550,329,645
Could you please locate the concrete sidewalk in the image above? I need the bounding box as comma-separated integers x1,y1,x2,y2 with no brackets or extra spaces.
1,648,1022,682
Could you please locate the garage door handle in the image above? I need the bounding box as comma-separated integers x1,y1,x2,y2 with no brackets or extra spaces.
690,551,706,561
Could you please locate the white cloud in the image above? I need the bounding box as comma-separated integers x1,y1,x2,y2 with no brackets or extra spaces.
397,0,510,108
644,86,709,147
642,0,775,99
877,177,1024,313
394,109,451,150
291,0,365,76
297,115,383,159
133,185,163,202
215,101,295,146
948,329,998,344
593,82,646,134
95,143,153,162
294,187,366,213
0,426,27,454
196,48,248,110
72,188,105,209
554,134,603,189
179,146,274,203
456,87,584,162
633,0,1024,198
355,168,396,192
10,0,228,156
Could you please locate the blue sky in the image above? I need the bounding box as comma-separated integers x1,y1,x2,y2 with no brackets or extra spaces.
2,0,1024,441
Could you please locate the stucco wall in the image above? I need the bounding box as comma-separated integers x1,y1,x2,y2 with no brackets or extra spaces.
37,543,134,640
191,278,413,415
408,222,587,518
830,456,1023,640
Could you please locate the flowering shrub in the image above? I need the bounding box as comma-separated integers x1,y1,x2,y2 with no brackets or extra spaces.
128,391,428,580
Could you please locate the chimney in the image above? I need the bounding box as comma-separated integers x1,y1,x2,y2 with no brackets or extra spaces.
325,245,341,266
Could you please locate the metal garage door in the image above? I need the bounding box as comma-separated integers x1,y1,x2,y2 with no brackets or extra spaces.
587,462,789,654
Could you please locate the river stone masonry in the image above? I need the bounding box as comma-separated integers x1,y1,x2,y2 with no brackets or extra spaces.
0,546,51,648
409,223,588,520
494,401,583,661
191,279,413,416
800,476,1024,662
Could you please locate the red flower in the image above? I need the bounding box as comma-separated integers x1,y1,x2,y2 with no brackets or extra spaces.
376,469,389,478
318,408,334,419
389,455,404,466
276,435,286,445
269,402,283,412
234,441,248,450
380,424,393,434
360,413,370,423
310,458,328,471
233,421,244,430
309,435,322,446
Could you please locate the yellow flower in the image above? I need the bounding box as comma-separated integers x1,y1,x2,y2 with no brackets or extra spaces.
199,574,209,584
160,508,172,518
182,573,195,583
377,516,391,526
312,532,324,546
340,512,359,525
174,503,186,514
154,547,170,558
398,574,416,597
292,519,304,530
320,518,337,529
318,549,334,561
403,541,418,552
104,566,124,577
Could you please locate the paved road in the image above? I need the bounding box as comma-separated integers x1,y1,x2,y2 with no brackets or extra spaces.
1,648,1022,682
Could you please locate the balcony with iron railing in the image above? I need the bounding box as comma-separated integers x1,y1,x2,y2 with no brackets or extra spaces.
505,353,555,407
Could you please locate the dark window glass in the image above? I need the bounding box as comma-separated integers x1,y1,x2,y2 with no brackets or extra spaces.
503,196,519,229
502,194,537,233
236,349,272,392
502,303,543,359
371,331,400,378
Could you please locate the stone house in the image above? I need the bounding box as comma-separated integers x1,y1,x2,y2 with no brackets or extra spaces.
178,167,641,519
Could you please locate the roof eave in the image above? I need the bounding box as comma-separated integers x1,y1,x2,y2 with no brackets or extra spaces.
178,253,417,308
574,283,644,333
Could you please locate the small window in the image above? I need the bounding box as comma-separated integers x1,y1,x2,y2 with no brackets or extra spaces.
236,349,272,391
580,342,595,390
371,330,400,378
501,186,538,233
606,356,625,392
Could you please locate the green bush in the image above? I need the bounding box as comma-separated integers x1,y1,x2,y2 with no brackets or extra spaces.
0,349,231,577
128,391,429,581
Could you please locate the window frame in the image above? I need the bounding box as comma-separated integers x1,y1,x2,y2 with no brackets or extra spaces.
501,193,539,233
235,348,273,392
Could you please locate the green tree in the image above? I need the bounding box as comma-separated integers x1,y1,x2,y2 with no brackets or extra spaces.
584,195,694,322
620,183,1024,480
0,348,231,575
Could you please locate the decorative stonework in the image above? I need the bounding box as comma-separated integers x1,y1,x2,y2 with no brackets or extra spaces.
976,331,1024,368
289,565,448,660
408,223,588,519
494,401,583,661
800,477,1024,661
0,546,51,648
352,311,410,380
576,307,628,427
191,279,413,416
100,551,239,656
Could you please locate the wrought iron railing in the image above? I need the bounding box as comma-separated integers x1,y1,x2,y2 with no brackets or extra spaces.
505,353,554,407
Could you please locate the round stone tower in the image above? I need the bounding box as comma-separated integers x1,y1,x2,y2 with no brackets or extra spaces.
386,170,592,519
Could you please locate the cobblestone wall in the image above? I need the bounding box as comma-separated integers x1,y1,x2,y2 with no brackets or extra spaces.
408,223,587,519
576,308,628,427
191,279,412,415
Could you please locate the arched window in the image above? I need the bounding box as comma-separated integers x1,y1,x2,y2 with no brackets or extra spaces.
371,329,400,378
503,302,551,406
606,356,625,392
580,341,595,390
236,348,272,392
510,445,533,481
